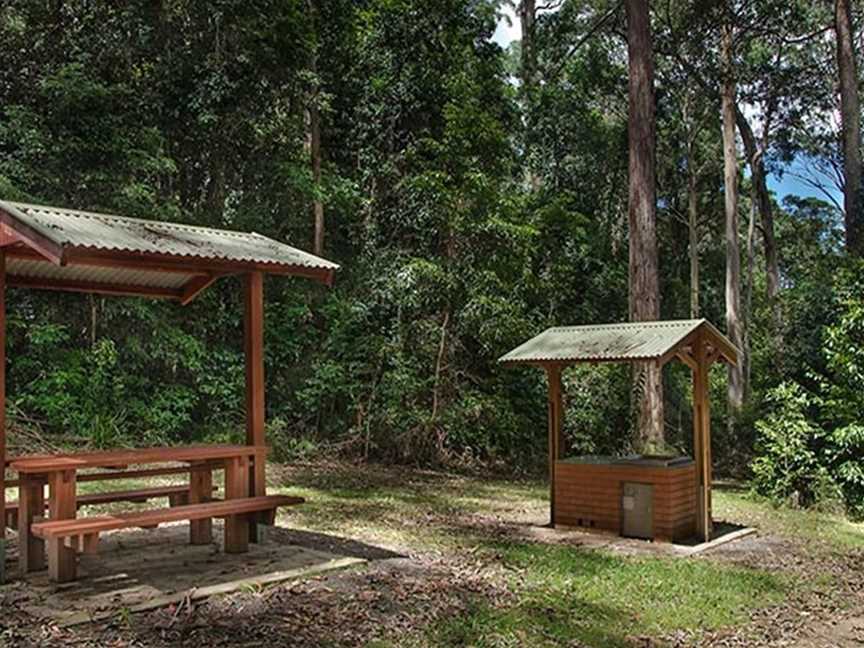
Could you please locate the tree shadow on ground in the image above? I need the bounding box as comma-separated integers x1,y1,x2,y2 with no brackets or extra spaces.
273,527,404,560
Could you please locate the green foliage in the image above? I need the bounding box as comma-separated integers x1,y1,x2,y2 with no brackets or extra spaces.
818,261,864,516
0,0,859,514
750,383,837,509
562,364,632,456
751,263,864,517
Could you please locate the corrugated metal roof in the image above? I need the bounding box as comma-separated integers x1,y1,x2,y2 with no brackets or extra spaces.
8,257,194,290
0,200,339,273
499,319,727,365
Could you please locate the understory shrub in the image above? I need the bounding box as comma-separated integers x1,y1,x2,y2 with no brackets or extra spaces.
750,383,843,511
751,262,864,518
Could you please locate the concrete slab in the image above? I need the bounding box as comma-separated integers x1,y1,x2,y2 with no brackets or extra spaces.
14,523,367,626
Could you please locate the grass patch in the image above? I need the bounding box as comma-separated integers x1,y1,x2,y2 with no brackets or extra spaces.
429,542,789,648
714,489,864,551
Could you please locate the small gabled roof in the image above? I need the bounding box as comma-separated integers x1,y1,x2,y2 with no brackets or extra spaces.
0,200,339,302
498,319,738,367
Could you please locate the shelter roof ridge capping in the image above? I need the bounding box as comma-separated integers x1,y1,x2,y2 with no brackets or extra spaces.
550,318,706,332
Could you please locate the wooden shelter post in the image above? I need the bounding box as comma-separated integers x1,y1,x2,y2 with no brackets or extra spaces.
244,272,266,539
692,332,713,541
0,251,5,584
545,365,562,526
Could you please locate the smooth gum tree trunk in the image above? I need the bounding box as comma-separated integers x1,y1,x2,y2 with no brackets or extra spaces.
721,22,745,413
835,0,863,255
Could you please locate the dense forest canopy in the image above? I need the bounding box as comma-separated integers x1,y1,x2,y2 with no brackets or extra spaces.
0,0,862,515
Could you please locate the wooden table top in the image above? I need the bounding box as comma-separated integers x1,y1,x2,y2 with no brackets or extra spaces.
10,444,269,474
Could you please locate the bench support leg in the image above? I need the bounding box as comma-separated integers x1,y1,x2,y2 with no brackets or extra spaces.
48,469,77,583
18,475,45,573
189,463,213,545
224,457,249,553
82,533,99,555
249,453,268,543
168,493,188,507
47,538,76,583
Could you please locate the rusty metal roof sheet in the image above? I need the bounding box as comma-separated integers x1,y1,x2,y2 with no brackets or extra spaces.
0,200,339,274
499,319,736,365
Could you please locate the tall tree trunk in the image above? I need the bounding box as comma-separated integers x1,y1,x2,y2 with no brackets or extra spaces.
836,0,864,255
735,109,780,336
626,0,663,447
519,0,542,191
685,104,700,319
307,0,325,256
688,162,699,319
519,0,537,91
721,22,745,413
310,99,324,256
744,194,756,400
682,90,701,319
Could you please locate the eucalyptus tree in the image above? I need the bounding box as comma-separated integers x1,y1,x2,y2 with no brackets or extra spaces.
718,5,745,414
835,0,863,255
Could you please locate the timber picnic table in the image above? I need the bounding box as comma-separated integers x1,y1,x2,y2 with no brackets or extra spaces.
0,200,339,585
10,444,303,583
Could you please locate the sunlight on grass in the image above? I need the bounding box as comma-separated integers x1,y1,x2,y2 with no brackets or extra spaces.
714,490,864,550
427,543,788,648
271,474,550,552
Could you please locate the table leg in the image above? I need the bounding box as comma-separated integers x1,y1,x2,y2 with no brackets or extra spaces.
249,452,267,543
189,462,213,545
224,456,249,553
47,469,77,583
18,475,45,573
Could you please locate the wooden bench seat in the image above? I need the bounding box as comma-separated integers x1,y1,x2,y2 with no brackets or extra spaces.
31,495,304,581
4,484,210,529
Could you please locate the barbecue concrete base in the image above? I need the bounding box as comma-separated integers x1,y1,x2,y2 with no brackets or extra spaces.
14,523,367,626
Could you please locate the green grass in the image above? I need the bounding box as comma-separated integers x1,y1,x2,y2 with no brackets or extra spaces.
428,543,788,648
714,489,864,550
4,463,860,647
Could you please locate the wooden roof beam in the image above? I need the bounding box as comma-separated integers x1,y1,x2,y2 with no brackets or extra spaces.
180,273,224,306
0,207,66,266
700,321,739,365
8,275,184,301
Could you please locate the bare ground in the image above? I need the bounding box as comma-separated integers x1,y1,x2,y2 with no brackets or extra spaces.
1,461,862,647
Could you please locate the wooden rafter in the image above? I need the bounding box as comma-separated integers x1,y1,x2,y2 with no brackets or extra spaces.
657,327,702,367
675,348,698,371
180,274,224,306
0,207,65,266
8,275,184,301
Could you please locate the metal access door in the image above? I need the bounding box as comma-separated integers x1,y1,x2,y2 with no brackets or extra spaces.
621,482,654,539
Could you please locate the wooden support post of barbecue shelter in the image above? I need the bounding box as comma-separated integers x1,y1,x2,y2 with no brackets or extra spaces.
545,365,562,526
499,320,738,543
690,330,714,541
